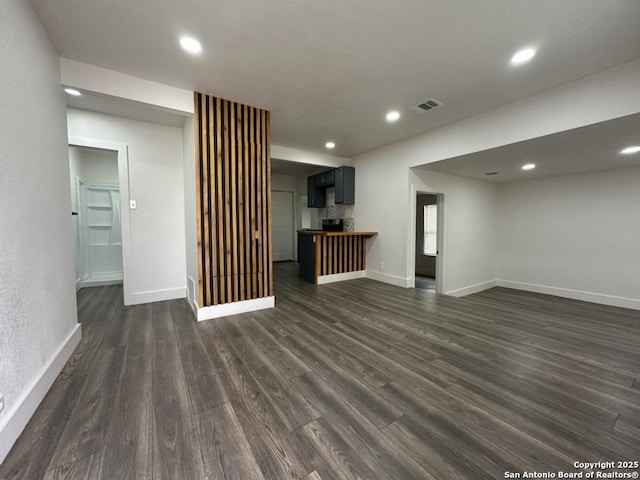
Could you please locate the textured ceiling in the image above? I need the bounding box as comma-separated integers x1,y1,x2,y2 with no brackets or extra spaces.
32,0,640,157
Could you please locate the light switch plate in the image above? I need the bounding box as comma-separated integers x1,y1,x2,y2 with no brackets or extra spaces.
130,200,137,210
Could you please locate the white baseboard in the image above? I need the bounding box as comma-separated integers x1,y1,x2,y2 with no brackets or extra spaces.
197,296,275,321
78,278,123,288
0,324,82,464
79,272,123,289
317,271,366,285
445,279,498,297
129,287,186,305
366,270,413,288
496,279,640,310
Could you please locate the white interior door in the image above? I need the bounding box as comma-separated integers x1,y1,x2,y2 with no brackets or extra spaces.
81,184,123,283
272,190,294,261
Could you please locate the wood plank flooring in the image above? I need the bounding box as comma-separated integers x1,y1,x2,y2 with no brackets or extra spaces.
415,275,436,291
1,262,639,479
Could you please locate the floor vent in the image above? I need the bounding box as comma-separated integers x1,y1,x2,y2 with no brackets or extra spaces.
410,98,443,113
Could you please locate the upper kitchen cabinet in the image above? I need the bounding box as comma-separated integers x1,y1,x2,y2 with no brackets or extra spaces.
308,175,326,208
307,166,355,207
334,166,355,204
316,169,335,187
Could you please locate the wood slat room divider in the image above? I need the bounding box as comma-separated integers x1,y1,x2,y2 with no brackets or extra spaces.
316,234,368,277
194,92,272,307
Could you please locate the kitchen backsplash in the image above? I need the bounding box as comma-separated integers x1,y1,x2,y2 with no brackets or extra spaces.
342,217,355,231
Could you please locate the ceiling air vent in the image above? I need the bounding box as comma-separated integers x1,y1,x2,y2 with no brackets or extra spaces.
410,98,443,114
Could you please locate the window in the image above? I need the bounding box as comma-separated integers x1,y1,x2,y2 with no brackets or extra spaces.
423,204,437,255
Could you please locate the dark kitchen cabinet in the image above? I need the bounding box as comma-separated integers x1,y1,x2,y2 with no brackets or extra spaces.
307,166,354,207
317,169,335,187
307,175,326,207
335,166,355,204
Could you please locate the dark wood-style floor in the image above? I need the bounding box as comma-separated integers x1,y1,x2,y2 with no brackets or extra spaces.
415,275,436,291
2,262,639,480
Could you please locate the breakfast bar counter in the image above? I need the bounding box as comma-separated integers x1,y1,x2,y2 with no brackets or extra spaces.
297,230,377,284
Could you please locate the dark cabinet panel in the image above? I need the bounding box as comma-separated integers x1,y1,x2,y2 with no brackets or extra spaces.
307,175,326,207
298,233,316,282
335,166,355,205
317,170,335,187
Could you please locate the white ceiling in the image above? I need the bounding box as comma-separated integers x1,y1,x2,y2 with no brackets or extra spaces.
272,159,326,177
32,0,640,157
416,113,640,183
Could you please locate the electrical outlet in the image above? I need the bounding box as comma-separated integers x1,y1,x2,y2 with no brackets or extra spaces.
379,262,384,271
0,394,4,414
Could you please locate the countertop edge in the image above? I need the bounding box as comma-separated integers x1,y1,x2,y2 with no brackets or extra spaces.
297,230,378,237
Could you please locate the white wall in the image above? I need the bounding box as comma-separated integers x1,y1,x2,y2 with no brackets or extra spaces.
352,59,640,293
497,167,640,309
272,173,297,192
67,109,187,305
352,154,412,285
74,147,119,185
182,116,198,310
0,0,80,463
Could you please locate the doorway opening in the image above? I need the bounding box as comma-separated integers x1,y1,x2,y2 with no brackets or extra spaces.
414,192,443,293
272,190,295,262
68,136,131,303
69,145,123,288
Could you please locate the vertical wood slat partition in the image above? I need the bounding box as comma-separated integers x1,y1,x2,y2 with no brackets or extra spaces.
315,234,370,278
194,92,272,307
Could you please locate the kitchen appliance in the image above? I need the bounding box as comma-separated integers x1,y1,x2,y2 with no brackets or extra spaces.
322,218,344,231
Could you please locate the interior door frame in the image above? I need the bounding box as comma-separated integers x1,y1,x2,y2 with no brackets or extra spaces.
272,189,295,261
69,136,132,304
75,177,89,288
409,189,444,294
82,182,122,283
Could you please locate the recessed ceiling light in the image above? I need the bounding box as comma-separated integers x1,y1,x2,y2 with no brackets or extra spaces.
64,88,81,96
325,141,335,149
510,48,536,65
179,36,202,55
386,111,400,122
521,163,536,170
620,145,640,155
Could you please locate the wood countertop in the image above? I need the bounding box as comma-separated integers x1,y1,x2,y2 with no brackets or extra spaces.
297,230,377,237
